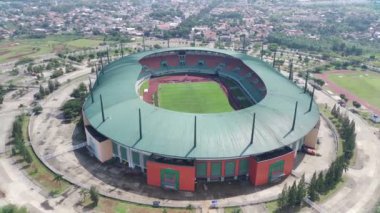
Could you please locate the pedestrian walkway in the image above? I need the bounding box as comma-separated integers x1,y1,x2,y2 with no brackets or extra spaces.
43,142,86,160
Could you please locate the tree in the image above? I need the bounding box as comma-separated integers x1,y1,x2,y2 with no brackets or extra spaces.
0,204,27,213
51,69,64,79
32,105,43,115
70,83,87,100
0,96,3,104
352,101,361,108
287,182,297,207
296,174,306,206
39,85,45,97
268,43,278,52
53,174,63,187
340,94,348,102
89,186,99,206
331,104,337,117
153,44,162,49
23,149,32,164
315,171,325,194
79,188,89,202
308,172,319,201
278,183,288,210
48,80,55,93
54,80,60,89
61,99,82,120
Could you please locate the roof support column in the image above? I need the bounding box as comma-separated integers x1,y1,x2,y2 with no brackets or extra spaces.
288,59,293,81
194,116,197,148
250,113,256,145
139,108,142,140
107,47,110,64
143,35,146,51
100,94,105,122
120,42,124,57
89,78,94,103
272,51,277,68
291,101,298,131
95,69,99,85
308,87,315,113
304,71,309,93
100,57,104,70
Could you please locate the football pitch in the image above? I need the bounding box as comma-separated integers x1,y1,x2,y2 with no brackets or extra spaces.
157,81,233,113
328,72,380,109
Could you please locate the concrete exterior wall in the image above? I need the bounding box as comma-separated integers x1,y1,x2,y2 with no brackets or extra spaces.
97,139,113,163
146,160,195,191
249,150,295,186
85,127,113,163
304,119,321,149
82,110,90,126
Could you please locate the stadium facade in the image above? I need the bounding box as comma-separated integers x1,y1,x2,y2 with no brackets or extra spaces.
82,47,320,192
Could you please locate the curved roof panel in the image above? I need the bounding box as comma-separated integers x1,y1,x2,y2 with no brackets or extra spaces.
83,47,320,159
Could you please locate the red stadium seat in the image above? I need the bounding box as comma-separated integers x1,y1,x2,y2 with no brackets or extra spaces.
186,55,199,66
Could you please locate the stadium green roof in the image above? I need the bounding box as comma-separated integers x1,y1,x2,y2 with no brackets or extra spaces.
83,47,320,159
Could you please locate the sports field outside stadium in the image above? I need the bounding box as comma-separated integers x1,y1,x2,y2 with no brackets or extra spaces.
328,71,380,109
157,81,233,113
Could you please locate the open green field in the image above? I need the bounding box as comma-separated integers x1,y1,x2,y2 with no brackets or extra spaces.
158,82,233,113
0,35,104,63
328,71,380,109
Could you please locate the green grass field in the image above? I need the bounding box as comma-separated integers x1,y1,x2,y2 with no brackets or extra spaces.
328,71,380,109
158,82,233,113
0,35,104,63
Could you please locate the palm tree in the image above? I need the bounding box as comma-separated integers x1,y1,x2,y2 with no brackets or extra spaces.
53,174,63,187
79,188,89,203
89,186,99,206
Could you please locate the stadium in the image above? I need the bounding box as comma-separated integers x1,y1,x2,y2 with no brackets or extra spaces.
82,47,320,192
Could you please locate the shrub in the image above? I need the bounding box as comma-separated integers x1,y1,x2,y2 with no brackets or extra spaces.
50,69,64,79
313,78,325,86
340,94,348,102
353,101,361,108
89,186,99,206
32,105,43,115
61,99,82,120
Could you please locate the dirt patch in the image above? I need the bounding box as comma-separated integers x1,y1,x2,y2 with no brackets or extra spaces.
53,44,66,53
0,50,10,56
0,190,5,198
0,42,19,49
6,51,36,61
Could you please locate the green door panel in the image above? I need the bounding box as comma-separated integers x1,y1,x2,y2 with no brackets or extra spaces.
211,162,222,177
132,151,140,166
120,146,127,161
160,168,179,190
196,162,207,177
239,158,249,175
225,161,236,177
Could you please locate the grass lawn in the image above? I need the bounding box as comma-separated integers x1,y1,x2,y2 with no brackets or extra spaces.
224,207,242,213
265,201,279,213
96,197,194,213
158,81,233,113
319,177,346,203
19,115,70,195
328,71,380,109
66,38,103,48
0,35,104,63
